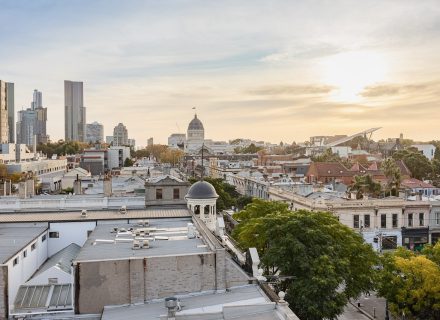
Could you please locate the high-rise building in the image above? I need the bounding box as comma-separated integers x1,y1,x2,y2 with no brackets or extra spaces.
0,80,12,143
31,89,42,110
86,121,104,143
16,89,48,146
6,83,14,143
64,80,86,142
147,137,153,147
113,123,128,146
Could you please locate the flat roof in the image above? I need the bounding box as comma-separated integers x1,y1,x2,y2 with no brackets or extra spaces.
0,227,47,264
102,285,283,320
75,218,210,262
0,208,191,223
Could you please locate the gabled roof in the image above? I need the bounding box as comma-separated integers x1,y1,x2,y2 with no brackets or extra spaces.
31,243,81,279
395,159,412,177
309,162,352,177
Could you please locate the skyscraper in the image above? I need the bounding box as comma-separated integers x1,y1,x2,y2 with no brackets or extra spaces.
64,80,86,142
86,121,104,143
16,89,48,146
6,83,14,143
0,80,11,143
113,123,128,146
31,89,42,110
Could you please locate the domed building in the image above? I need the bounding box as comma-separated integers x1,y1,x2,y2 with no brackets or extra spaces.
186,114,205,153
185,180,218,229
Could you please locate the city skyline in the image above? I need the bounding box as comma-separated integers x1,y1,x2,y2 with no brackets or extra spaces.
1,0,440,144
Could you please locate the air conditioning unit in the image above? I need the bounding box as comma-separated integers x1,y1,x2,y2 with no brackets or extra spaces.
81,210,87,218
138,220,149,227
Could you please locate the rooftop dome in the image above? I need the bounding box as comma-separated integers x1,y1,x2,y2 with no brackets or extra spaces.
186,181,218,199
188,114,204,131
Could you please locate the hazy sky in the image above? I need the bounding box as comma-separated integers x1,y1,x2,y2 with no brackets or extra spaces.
1,0,440,145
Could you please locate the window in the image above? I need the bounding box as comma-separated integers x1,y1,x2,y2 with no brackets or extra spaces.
41,234,46,242
381,214,387,228
382,236,398,250
155,188,163,200
23,250,27,258
31,242,37,251
419,213,424,226
436,212,440,225
353,215,359,229
48,278,58,284
408,213,413,227
173,188,180,200
13,257,19,266
49,232,59,238
392,214,398,228
364,215,370,228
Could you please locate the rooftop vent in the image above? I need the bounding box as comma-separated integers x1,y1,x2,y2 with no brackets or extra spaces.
165,297,178,319
80,210,87,218
119,205,127,214
132,239,149,250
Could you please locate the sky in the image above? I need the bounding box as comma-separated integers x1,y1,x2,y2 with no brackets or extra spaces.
1,0,440,145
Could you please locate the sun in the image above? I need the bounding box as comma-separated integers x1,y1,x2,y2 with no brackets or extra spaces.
320,51,388,102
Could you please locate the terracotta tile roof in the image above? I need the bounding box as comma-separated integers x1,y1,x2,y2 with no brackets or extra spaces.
310,162,352,176
401,178,435,189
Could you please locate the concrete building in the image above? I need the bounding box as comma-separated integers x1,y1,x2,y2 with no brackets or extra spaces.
168,133,186,149
0,227,49,317
7,82,14,143
412,144,436,161
128,138,136,147
108,146,131,170
65,80,86,142
16,91,48,146
145,175,190,207
186,114,204,153
113,122,128,146
147,137,153,146
105,135,113,145
0,80,11,143
86,121,104,143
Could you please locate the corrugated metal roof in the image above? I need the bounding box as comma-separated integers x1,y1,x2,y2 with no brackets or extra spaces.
31,243,81,279
0,227,47,264
0,208,191,223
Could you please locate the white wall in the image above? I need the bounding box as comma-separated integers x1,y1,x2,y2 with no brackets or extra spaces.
7,231,48,310
48,222,96,257
26,266,72,286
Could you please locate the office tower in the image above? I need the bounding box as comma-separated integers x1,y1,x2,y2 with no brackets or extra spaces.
113,123,128,146
6,83,14,143
64,80,86,142
86,121,104,143
16,89,48,146
31,89,42,110
0,81,11,143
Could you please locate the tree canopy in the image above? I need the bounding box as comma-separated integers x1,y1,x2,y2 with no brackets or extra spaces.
37,140,91,157
392,149,433,180
377,245,440,319
233,199,378,320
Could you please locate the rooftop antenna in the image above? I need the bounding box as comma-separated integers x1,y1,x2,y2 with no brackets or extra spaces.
192,106,196,117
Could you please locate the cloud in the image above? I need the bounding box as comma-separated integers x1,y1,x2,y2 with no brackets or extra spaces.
247,85,334,96
360,82,437,97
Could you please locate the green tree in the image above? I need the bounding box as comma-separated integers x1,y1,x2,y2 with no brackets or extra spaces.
381,158,402,195
378,247,440,319
233,200,378,320
123,158,134,167
392,149,433,180
350,174,382,199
